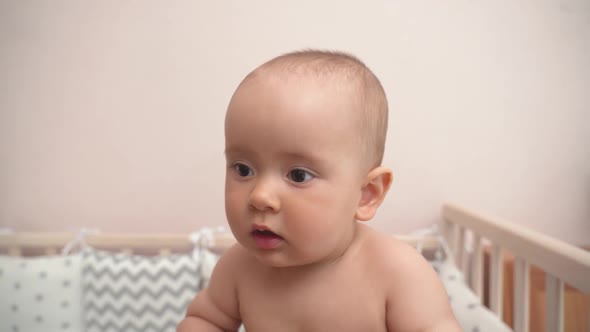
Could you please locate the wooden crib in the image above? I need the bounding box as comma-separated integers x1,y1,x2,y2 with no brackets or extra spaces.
442,204,590,332
1,203,588,332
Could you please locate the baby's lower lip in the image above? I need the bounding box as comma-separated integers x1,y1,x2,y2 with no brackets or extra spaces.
252,230,283,249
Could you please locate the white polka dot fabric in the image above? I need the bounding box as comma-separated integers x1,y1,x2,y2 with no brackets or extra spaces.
431,259,513,332
0,255,82,332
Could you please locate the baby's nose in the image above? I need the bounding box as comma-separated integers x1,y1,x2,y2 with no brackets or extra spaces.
248,178,281,212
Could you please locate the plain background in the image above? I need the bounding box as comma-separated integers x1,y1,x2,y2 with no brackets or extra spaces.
1,0,589,245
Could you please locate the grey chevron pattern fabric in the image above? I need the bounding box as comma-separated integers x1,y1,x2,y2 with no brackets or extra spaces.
81,248,201,332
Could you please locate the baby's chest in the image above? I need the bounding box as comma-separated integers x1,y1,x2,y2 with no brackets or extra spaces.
238,275,387,332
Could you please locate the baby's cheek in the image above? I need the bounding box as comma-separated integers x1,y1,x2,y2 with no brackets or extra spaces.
225,192,247,225
290,206,337,239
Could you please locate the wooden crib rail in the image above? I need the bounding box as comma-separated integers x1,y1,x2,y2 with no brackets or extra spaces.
0,232,237,256
442,203,590,332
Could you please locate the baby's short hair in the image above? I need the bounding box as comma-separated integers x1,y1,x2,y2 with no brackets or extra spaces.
245,50,389,169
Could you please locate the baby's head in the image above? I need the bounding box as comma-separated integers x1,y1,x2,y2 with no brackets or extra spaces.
236,50,388,171
224,50,392,267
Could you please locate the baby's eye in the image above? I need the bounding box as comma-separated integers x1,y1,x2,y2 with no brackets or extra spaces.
234,163,254,177
288,169,314,183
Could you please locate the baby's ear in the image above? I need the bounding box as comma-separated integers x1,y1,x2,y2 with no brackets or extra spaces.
355,166,393,221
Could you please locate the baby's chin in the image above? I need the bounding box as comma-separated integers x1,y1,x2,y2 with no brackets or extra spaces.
246,247,300,268
244,245,332,269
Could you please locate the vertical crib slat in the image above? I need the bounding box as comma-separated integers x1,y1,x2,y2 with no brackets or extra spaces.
514,257,530,332
545,274,564,332
448,222,460,261
489,244,504,316
458,227,467,273
442,219,451,244
471,234,483,299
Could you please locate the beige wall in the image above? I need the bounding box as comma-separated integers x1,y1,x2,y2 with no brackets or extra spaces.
1,1,588,244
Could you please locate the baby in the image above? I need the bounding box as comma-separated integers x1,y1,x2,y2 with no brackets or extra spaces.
178,50,460,331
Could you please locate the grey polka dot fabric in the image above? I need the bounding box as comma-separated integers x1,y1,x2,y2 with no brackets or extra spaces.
0,255,82,331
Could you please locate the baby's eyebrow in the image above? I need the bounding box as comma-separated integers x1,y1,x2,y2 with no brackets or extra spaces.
224,146,256,157
280,151,324,165
224,147,240,155
224,147,325,165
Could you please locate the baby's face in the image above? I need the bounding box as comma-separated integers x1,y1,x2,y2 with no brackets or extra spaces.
224,74,367,267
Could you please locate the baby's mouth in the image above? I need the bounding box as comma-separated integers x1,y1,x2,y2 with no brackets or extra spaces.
252,229,282,238
251,229,284,249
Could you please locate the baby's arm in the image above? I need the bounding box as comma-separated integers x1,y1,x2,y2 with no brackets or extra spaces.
384,243,461,332
177,246,243,332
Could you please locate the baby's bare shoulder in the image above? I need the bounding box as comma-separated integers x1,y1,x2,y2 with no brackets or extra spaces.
211,244,258,283
362,229,445,301
360,229,461,331
180,245,250,331
360,227,425,273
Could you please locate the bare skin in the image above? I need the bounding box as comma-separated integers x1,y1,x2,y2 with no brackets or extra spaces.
178,55,461,331
179,225,459,332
